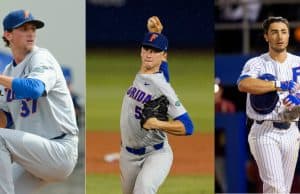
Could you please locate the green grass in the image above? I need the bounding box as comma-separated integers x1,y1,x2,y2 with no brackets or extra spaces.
86,173,213,194
87,49,213,132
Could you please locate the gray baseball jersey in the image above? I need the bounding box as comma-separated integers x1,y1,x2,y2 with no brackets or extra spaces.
0,46,78,138
239,52,300,193
120,72,186,194
120,72,186,147
0,46,78,194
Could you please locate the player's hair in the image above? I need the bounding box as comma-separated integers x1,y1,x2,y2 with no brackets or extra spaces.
262,16,289,34
2,29,12,47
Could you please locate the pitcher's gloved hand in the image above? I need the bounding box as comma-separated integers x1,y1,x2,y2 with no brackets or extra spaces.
140,95,169,129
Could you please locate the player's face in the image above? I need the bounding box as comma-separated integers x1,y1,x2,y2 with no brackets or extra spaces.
264,22,289,53
140,46,165,71
5,23,37,52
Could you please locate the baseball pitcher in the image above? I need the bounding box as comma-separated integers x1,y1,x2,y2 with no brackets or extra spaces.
238,16,300,193
0,10,78,194
119,17,194,194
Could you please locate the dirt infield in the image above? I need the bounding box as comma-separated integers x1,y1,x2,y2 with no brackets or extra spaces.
87,131,213,175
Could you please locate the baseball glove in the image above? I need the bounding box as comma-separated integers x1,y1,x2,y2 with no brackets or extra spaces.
147,16,163,34
140,95,169,128
280,94,300,121
280,106,300,121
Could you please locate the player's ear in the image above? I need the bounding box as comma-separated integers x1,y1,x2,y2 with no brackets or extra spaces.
162,52,167,59
3,31,12,40
264,34,268,42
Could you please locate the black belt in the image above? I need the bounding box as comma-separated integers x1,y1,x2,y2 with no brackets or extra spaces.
255,120,296,130
50,133,67,140
125,142,164,155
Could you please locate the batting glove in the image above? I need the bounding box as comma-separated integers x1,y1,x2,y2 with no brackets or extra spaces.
283,94,300,108
275,80,298,92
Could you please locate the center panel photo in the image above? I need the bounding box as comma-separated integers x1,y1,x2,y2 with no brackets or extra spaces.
85,1,214,193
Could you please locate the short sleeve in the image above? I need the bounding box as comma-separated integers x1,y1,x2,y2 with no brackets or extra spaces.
27,50,57,92
240,57,262,78
160,84,187,119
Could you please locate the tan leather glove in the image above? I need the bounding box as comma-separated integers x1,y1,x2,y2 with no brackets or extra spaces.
147,16,163,34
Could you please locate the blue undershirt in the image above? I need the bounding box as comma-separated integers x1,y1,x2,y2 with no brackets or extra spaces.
12,78,45,99
174,112,194,135
159,61,170,82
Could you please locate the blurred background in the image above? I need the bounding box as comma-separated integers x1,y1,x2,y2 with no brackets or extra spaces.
0,1,85,194
215,0,300,193
86,0,214,193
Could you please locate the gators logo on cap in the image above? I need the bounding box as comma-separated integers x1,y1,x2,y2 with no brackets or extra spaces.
24,10,30,19
149,34,158,42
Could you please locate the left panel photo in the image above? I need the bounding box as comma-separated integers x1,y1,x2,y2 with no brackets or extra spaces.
0,1,85,194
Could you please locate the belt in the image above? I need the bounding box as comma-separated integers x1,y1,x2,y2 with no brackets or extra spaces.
125,142,164,155
50,133,67,140
255,120,297,130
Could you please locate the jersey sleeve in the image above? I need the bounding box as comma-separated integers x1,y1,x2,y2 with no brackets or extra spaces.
237,57,262,83
27,50,57,93
158,82,187,119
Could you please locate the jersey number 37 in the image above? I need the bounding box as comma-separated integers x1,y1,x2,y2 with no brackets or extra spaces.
20,99,38,117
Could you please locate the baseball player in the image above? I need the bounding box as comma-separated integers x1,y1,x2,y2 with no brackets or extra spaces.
119,18,194,194
0,10,78,194
238,16,300,193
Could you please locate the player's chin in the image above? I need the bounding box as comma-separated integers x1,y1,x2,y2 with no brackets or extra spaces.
26,43,34,50
143,62,153,70
272,46,287,53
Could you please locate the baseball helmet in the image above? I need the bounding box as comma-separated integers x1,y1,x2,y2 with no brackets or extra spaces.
250,74,279,114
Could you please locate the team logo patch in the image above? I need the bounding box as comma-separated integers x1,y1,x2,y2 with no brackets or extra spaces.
34,66,49,73
175,101,181,106
149,34,158,42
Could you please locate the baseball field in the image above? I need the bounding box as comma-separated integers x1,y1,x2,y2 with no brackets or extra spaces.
86,49,214,194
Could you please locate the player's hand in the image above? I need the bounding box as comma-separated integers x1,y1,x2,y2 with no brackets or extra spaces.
147,16,163,34
142,117,159,130
275,80,299,93
283,94,300,109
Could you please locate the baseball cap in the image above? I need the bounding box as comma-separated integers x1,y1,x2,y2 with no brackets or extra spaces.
142,32,168,51
3,10,44,31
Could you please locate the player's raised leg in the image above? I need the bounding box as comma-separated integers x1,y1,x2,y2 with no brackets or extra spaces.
0,128,77,182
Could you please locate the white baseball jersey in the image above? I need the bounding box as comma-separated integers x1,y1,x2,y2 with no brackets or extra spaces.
0,46,78,138
239,52,300,120
239,52,300,193
120,72,187,148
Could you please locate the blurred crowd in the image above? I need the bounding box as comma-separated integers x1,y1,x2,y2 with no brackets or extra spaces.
215,0,300,54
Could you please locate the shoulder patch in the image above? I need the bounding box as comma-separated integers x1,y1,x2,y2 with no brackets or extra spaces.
34,66,50,73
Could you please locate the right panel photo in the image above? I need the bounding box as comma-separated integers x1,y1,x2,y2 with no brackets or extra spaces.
215,1,300,193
